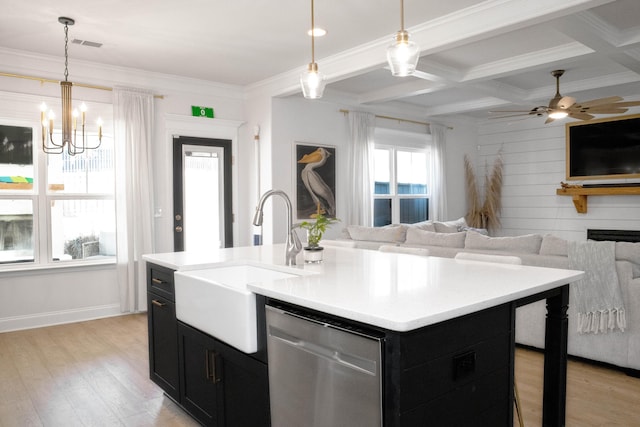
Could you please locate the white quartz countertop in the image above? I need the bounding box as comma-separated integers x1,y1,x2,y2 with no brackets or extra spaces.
143,244,584,332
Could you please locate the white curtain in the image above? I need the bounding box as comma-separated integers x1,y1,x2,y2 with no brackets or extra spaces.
347,112,376,226
429,123,448,221
114,87,155,313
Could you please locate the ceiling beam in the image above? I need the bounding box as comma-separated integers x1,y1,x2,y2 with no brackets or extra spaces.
253,0,615,99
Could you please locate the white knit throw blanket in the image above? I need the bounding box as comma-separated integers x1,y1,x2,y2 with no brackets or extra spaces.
568,241,626,334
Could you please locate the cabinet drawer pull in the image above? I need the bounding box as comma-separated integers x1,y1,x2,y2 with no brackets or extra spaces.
151,299,166,307
205,350,221,384
151,278,165,285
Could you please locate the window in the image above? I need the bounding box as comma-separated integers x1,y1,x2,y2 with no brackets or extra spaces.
0,107,115,266
373,130,431,226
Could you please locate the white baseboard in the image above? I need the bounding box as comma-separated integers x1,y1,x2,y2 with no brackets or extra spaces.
0,304,124,333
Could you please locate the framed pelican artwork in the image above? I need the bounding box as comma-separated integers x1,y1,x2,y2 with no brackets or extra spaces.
294,143,336,220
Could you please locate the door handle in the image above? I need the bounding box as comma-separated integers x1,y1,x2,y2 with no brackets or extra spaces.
151,299,166,307
269,326,378,375
205,350,222,383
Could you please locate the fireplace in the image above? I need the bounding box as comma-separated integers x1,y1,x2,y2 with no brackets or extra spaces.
587,229,640,243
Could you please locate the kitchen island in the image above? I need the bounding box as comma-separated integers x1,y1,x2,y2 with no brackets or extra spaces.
144,244,583,426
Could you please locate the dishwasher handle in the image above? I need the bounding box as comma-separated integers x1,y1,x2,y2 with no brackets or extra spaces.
269,326,378,376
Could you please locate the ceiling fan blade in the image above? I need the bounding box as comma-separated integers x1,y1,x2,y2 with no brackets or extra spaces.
575,96,624,108
569,111,594,121
489,113,533,119
489,110,536,113
611,100,640,108
582,107,628,114
557,96,576,109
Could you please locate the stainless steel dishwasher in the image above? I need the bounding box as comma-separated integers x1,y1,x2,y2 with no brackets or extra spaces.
265,305,383,427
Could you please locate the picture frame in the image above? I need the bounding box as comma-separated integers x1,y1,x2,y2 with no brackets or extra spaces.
0,124,33,166
294,143,336,221
0,124,34,190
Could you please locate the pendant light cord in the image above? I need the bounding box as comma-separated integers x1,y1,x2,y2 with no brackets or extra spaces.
400,0,405,31
311,0,316,63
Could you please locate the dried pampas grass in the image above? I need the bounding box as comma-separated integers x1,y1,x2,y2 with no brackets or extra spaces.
464,155,483,228
464,154,504,232
483,155,503,232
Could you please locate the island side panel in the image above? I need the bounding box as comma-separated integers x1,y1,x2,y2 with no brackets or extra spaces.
261,298,515,427
385,303,514,426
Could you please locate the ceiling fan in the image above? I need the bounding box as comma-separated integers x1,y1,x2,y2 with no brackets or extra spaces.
490,69,640,124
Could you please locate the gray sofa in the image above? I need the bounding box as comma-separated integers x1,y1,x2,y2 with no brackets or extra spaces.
325,220,640,373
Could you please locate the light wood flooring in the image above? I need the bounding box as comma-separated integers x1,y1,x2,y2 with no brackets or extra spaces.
1,314,639,426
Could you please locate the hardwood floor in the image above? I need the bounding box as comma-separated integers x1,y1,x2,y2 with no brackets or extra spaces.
1,314,639,426
515,346,640,427
0,314,197,427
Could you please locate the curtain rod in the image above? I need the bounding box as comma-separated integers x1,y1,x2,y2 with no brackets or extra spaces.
0,71,164,99
339,108,453,129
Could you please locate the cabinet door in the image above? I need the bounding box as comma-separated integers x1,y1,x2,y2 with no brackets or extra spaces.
147,293,180,401
216,339,271,427
178,323,223,427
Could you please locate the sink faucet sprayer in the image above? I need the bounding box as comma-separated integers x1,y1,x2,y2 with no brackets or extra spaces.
253,190,302,266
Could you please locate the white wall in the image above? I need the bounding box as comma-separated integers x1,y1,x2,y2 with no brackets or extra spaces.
268,97,479,243
0,49,247,330
269,98,350,242
477,108,640,240
441,122,478,220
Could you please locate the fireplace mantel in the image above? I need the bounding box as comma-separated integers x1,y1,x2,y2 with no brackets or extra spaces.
556,185,640,213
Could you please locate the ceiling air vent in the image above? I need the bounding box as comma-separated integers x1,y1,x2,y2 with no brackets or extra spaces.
71,39,103,48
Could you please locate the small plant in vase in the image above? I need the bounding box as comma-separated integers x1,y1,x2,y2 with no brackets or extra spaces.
297,204,339,263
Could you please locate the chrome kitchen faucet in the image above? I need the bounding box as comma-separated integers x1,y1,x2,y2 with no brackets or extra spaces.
253,190,302,266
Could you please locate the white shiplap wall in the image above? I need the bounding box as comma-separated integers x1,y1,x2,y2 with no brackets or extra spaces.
476,112,640,241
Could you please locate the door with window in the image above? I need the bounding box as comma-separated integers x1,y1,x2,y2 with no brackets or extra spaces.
173,136,232,252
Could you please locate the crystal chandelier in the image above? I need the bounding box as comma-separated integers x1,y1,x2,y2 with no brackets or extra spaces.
40,17,102,155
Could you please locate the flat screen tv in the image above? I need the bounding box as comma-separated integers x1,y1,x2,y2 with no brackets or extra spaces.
566,113,640,181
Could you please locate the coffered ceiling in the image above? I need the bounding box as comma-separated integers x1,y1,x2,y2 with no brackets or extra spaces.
2,0,639,123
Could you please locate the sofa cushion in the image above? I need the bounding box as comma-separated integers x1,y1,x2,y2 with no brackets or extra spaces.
346,224,407,243
540,234,568,256
405,228,466,248
464,231,543,254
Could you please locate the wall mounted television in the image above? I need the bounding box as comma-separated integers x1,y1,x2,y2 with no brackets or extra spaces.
566,113,640,181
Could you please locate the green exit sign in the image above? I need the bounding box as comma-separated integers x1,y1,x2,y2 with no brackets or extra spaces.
191,106,215,118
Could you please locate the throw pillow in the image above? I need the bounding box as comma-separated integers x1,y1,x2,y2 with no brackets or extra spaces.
407,221,436,232
615,241,640,277
464,231,543,254
460,226,489,235
434,222,459,233
347,224,407,243
539,234,568,256
405,228,466,248
433,217,468,233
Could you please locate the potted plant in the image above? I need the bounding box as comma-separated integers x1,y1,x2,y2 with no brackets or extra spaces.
296,210,339,263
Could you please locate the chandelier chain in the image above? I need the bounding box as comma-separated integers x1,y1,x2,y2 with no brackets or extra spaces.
63,23,69,82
